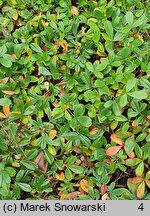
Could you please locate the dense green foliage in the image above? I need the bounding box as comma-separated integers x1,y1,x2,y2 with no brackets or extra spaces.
0,0,150,200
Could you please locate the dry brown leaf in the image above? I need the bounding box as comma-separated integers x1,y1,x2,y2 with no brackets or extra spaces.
1,77,14,83
73,146,82,154
65,192,79,200
80,179,89,193
106,145,122,156
3,106,10,117
35,151,45,172
101,193,108,200
71,6,79,16
110,134,124,146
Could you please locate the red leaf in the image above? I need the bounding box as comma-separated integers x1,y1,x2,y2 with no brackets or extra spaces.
128,177,143,184
106,146,122,156
110,134,124,146
101,184,107,195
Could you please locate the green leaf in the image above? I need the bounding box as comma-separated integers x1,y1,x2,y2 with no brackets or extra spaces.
104,20,114,40
126,158,141,166
69,165,84,174
112,101,121,116
0,98,11,106
17,182,32,192
95,60,108,72
119,47,131,59
62,132,78,140
0,58,12,67
5,167,16,177
0,45,7,57
74,104,85,116
124,135,136,154
30,43,42,53
65,168,73,181
86,62,94,72
21,160,36,170
128,91,148,100
135,162,144,176
126,11,134,25
44,149,54,164
126,79,137,92
39,66,51,75
77,116,92,127
120,94,128,107
0,188,8,196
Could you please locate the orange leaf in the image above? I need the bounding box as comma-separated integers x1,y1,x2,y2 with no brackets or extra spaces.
3,106,10,117
2,90,14,95
137,181,145,199
11,54,17,59
0,112,6,118
89,127,99,135
127,152,135,159
100,184,107,195
146,115,150,120
106,146,122,156
129,177,143,185
110,134,124,146
80,179,89,193
71,6,79,16
56,172,65,181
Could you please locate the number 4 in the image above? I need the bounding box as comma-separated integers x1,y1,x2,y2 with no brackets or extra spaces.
138,203,144,211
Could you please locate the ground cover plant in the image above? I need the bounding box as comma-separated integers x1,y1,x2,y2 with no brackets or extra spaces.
0,0,150,200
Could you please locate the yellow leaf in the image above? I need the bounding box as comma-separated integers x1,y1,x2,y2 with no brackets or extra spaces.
12,13,18,21
56,172,65,181
137,181,145,199
80,179,89,193
10,0,17,5
49,129,57,140
12,162,20,167
71,6,79,16
0,112,6,118
3,106,10,117
30,140,35,146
